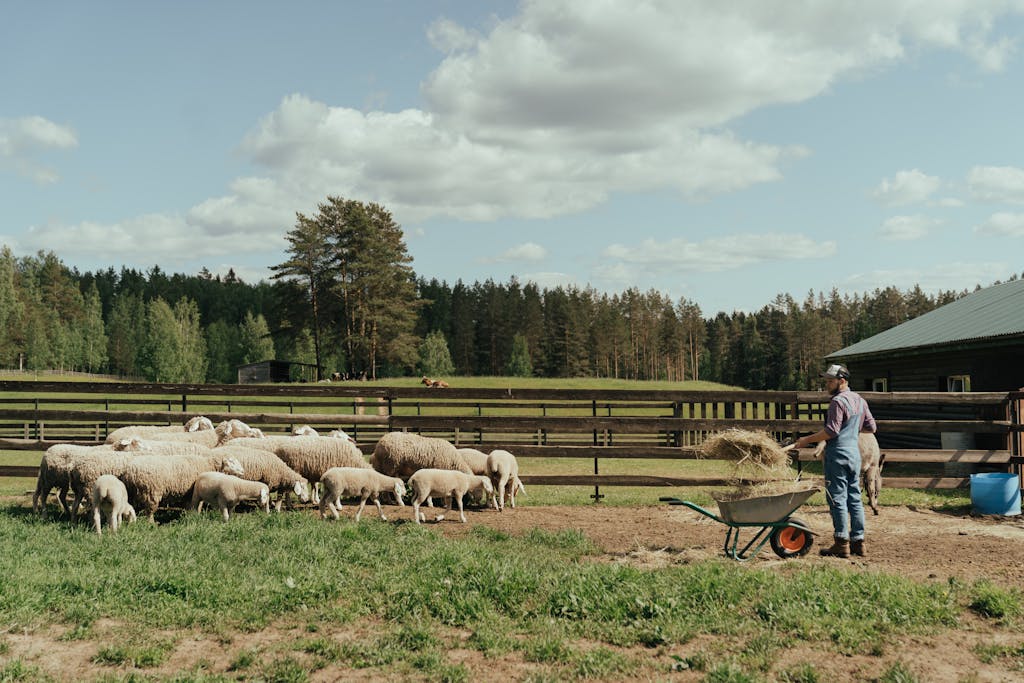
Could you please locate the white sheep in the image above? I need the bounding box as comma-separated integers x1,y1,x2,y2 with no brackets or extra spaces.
319,467,406,522
456,447,496,508
190,471,270,521
69,451,137,519
104,416,214,444
328,428,358,444
370,432,473,478
486,449,526,511
292,425,319,436
34,444,116,518
224,435,370,506
407,469,494,524
91,474,136,534
213,443,311,511
121,452,245,522
213,418,265,445
811,432,883,515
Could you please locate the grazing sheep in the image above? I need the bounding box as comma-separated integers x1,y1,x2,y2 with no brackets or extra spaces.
225,435,370,505
486,449,526,511
121,452,245,522
190,471,270,521
370,432,472,479
34,444,115,517
319,467,406,522
213,444,311,511
91,474,136,534
104,416,214,444
407,469,494,524
811,432,883,515
456,448,496,507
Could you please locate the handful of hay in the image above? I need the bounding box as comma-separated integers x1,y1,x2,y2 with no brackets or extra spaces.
700,429,791,472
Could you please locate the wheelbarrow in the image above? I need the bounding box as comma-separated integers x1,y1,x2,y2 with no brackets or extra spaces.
660,485,820,562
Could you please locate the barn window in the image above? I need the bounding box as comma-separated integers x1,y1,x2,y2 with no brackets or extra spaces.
947,375,971,392
872,377,888,392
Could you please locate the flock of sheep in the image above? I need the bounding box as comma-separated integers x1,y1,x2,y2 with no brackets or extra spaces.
31,417,526,534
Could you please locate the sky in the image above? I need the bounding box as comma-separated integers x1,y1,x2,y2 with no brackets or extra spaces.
3,1,1024,315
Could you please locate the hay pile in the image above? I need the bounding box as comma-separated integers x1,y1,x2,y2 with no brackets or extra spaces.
700,429,808,502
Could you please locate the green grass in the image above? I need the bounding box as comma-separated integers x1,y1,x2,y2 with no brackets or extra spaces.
0,504,1017,681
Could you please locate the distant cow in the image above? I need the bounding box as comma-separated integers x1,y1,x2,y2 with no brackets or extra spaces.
421,376,450,388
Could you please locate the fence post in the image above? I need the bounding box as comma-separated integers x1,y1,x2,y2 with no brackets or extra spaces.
590,399,603,503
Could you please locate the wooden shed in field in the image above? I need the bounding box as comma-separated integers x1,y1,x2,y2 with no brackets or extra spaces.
826,278,1024,451
237,360,322,384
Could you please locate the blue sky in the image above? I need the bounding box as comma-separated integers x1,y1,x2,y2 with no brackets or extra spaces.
3,1,1024,315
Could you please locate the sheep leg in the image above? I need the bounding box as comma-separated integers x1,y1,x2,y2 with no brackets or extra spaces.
412,497,424,524
70,490,86,520
221,505,232,522
436,495,451,522
456,494,466,523
498,474,510,511
369,493,387,521
93,508,103,535
32,475,45,515
57,485,71,517
355,494,369,522
110,507,120,533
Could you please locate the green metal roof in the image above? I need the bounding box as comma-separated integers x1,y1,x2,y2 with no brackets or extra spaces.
827,279,1024,359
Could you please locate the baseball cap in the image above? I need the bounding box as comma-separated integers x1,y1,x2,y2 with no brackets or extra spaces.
820,364,850,380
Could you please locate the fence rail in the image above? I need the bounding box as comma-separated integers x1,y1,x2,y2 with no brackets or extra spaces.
1,381,1021,495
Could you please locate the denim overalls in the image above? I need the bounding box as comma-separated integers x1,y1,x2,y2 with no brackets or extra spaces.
823,392,865,541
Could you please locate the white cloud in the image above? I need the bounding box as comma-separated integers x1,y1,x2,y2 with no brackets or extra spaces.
878,214,939,241
872,169,941,206
0,115,78,184
842,262,1010,295
601,233,835,274
968,165,1024,203
974,212,1024,237
480,242,548,263
937,197,965,207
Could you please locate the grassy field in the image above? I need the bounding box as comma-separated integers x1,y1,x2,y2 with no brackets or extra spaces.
0,504,1020,682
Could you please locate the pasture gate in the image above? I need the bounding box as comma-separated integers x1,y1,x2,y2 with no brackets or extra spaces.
0,381,1021,499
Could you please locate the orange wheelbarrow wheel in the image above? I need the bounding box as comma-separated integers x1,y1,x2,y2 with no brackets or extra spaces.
769,516,814,558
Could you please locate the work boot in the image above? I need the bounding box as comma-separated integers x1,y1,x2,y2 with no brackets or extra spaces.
850,539,866,557
819,538,850,558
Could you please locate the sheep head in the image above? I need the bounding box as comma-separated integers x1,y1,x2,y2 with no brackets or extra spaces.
113,436,147,452
328,429,357,444
221,457,244,477
292,425,319,437
292,479,311,503
392,479,407,505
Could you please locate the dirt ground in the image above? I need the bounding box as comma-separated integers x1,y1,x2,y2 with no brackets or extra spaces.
4,502,1024,681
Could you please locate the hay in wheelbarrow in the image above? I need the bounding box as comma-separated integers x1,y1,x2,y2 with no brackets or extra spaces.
712,479,819,503
700,429,791,472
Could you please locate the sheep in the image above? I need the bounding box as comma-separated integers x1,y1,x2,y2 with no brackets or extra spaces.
104,416,214,444
407,469,494,524
328,428,358,445
319,467,406,522
212,443,311,511
456,447,496,508
811,432,884,515
190,471,270,521
224,435,370,506
213,418,265,445
292,425,319,436
370,432,473,479
34,444,115,517
486,449,526,511
144,429,222,448
91,474,136,534
69,451,138,519
120,452,245,522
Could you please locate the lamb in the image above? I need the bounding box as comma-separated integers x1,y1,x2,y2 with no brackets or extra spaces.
91,474,136,534
318,467,406,522
370,432,473,479
407,469,494,524
190,471,270,521
486,449,526,511
34,444,115,517
811,432,884,515
104,416,214,444
212,443,311,511
456,447,495,507
120,452,245,521
69,451,138,519
292,425,319,436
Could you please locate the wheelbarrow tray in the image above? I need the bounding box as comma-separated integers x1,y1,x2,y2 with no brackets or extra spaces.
714,486,819,525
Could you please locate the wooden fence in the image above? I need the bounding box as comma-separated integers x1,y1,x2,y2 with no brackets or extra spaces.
1,381,1021,497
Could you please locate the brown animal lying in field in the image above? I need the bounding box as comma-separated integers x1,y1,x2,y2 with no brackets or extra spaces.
421,376,450,388
812,432,884,515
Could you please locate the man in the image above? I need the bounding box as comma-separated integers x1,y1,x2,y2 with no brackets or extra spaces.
793,364,877,558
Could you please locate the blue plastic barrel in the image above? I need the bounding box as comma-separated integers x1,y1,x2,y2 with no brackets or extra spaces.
970,473,1022,516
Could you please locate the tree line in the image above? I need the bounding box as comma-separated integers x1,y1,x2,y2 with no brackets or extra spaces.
1,196,1017,388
